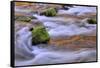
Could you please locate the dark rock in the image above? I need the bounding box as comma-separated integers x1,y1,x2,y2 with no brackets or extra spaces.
62,4,74,10
87,18,97,24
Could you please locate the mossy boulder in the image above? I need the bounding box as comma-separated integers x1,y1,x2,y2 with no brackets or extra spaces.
31,26,50,45
40,8,57,17
15,15,37,22
87,18,97,24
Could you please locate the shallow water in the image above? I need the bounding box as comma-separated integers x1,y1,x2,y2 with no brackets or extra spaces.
58,6,96,15
15,6,97,66
33,14,96,38
15,27,96,66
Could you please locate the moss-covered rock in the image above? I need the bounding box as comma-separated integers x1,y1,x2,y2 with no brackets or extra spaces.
40,8,57,17
31,26,50,45
15,15,37,22
87,18,97,24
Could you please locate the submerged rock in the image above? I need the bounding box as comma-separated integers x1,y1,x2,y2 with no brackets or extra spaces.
31,25,50,45
62,4,74,10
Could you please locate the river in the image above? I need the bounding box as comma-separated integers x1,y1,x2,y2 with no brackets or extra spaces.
15,6,97,66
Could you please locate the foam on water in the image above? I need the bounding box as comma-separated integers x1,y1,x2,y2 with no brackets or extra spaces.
33,14,96,38
15,26,96,66
15,6,96,66
58,6,96,15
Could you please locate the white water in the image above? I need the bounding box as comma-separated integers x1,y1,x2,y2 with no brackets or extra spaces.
15,6,96,66
15,18,96,66
58,6,96,15
33,14,96,38
15,27,96,66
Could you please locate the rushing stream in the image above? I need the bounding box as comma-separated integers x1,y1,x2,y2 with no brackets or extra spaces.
15,6,97,66
33,14,96,38
58,6,96,15
15,26,96,66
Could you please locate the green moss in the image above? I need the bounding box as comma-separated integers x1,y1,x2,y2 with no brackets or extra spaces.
31,26,50,45
43,8,57,17
87,18,97,24
15,15,37,22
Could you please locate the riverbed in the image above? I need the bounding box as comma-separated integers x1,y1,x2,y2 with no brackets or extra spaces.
14,4,97,66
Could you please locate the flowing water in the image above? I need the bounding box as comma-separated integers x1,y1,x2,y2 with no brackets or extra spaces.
58,6,96,15
33,14,96,38
15,6,97,66
15,26,96,66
